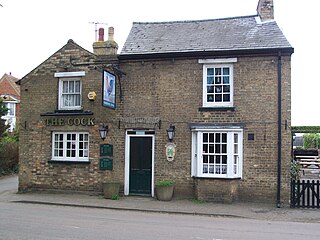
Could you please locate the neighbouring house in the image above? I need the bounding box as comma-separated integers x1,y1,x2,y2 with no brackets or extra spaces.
0,73,20,132
18,0,293,204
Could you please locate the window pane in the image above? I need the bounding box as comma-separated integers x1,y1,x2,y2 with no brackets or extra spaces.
63,81,68,93
223,85,230,93
203,155,208,163
209,155,214,163
222,133,227,142
203,144,208,153
209,165,214,173
207,86,214,93
75,81,80,92
223,67,229,75
222,155,227,164
203,133,208,142
215,133,220,142
209,133,214,143
234,134,238,143
209,144,214,153
207,77,214,84
222,144,227,153
216,155,221,163
203,165,208,174
215,144,220,153
223,76,229,84
207,95,214,102
207,68,214,75
215,86,222,93
69,81,74,93
215,94,222,102
215,77,221,84
223,94,230,102
215,68,221,75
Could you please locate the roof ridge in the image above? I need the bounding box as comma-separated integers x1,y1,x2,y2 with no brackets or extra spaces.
132,14,258,25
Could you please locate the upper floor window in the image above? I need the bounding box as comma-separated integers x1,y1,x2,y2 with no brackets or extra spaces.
203,64,233,107
54,71,85,111
4,102,15,116
199,58,236,108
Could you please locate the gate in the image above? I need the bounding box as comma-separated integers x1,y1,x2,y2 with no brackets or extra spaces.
290,179,320,208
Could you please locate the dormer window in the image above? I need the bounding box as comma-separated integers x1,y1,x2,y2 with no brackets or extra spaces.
54,71,85,110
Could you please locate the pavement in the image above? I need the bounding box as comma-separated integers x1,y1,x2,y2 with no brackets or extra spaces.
1,175,320,223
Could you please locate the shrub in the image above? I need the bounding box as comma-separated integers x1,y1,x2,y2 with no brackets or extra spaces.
0,131,19,176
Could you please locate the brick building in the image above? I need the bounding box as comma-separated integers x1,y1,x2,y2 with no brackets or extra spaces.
18,0,294,204
0,73,20,132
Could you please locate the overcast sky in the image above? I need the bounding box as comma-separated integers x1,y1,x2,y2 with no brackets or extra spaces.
0,0,319,126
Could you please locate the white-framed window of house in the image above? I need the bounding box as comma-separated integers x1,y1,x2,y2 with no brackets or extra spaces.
191,128,243,178
199,58,237,108
55,71,85,110
4,102,15,116
52,132,89,162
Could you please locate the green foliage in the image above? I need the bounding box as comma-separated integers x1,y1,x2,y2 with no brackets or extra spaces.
156,181,175,186
290,160,301,180
303,133,320,149
292,126,320,133
111,194,120,200
0,99,9,137
0,127,19,176
0,98,8,116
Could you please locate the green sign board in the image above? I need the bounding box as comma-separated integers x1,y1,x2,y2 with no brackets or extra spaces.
100,158,113,171
100,144,113,156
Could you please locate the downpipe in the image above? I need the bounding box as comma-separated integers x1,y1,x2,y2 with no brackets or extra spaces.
277,51,282,208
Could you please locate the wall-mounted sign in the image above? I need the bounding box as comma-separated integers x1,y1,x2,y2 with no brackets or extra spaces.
102,71,116,109
100,144,113,156
165,142,176,161
100,158,113,170
45,117,95,126
88,91,97,101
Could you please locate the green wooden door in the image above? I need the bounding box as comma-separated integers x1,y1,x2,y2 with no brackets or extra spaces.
129,136,152,195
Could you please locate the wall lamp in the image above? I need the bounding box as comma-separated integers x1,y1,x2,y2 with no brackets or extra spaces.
99,124,108,141
166,124,175,142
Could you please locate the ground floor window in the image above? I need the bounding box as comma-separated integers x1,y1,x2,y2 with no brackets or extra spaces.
52,132,89,162
191,128,243,178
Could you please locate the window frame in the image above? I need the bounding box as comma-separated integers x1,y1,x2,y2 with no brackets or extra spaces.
191,128,243,179
4,102,15,116
58,77,82,110
51,132,89,162
202,63,234,108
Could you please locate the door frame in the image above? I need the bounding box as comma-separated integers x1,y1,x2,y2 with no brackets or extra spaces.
124,130,155,197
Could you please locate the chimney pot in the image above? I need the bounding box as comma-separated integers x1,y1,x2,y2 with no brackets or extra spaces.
98,28,104,41
108,27,114,41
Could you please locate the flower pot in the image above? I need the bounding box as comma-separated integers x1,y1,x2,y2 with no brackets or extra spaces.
156,184,174,201
102,182,120,199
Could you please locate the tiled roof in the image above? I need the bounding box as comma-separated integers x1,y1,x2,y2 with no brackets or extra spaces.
0,73,20,98
121,15,292,56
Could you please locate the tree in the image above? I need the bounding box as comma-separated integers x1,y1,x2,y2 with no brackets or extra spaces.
0,99,9,137
303,133,320,149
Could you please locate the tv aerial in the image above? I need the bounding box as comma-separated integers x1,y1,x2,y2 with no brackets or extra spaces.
89,22,108,42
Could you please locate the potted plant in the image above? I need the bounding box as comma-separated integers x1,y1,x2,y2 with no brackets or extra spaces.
155,181,175,201
102,182,120,199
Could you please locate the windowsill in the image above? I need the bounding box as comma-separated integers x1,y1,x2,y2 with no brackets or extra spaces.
199,107,235,112
193,176,241,180
48,160,90,164
41,110,93,116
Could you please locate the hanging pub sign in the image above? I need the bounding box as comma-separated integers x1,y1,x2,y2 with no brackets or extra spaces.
102,71,116,109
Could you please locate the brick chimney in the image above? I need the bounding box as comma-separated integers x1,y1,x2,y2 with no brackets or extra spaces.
93,27,118,56
257,0,274,21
